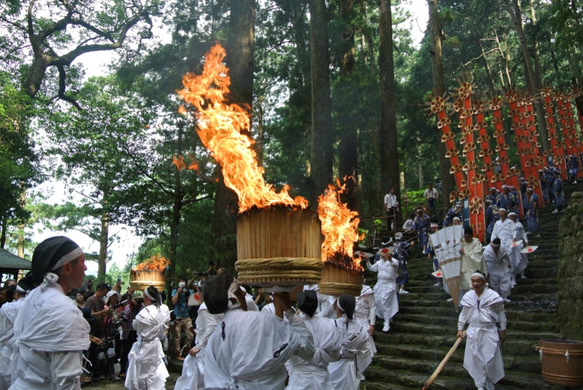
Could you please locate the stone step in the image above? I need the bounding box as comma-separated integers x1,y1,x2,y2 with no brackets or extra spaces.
371,346,547,375
395,311,560,329
397,304,558,320
359,184,583,390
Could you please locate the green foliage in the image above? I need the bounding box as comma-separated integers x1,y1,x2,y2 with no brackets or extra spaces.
104,262,130,287
0,72,38,239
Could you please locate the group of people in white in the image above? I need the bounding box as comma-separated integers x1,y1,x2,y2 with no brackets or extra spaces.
175,273,382,390
0,235,391,390
0,213,532,390
430,206,534,389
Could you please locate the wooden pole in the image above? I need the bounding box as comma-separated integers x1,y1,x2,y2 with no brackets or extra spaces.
422,331,465,390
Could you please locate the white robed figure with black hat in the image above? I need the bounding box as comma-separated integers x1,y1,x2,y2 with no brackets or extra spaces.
174,301,223,390
10,236,90,390
125,285,171,390
203,274,315,390
328,294,370,390
286,290,341,390
457,271,507,390
354,283,377,379
483,238,512,301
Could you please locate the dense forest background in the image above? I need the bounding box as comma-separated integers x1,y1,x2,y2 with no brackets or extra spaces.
1,0,581,286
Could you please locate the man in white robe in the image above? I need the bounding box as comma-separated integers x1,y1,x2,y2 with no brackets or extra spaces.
125,286,171,390
366,247,399,332
203,276,315,389
286,290,341,390
457,271,507,390
459,226,486,298
0,274,34,389
10,236,90,390
508,212,529,283
328,294,370,390
175,301,223,390
354,283,377,378
490,208,514,251
483,238,513,301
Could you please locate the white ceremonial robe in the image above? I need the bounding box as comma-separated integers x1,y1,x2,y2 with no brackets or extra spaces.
0,299,25,389
458,287,507,389
328,316,370,390
203,308,314,390
491,218,514,250
460,239,486,291
286,315,341,390
175,303,223,390
483,245,512,300
125,304,171,390
366,258,399,325
354,285,377,377
10,283,90,390
511,221,529,276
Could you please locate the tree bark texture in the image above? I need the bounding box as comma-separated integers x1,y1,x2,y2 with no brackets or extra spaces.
508,0,549,150
211,0,255,271
308,0,334,206
428,0,455,209
337,0,359,211
378,0,402,222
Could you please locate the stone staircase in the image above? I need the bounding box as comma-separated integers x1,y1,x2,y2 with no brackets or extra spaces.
361,183,583,390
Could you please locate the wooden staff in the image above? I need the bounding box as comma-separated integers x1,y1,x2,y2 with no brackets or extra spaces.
422,331,466,390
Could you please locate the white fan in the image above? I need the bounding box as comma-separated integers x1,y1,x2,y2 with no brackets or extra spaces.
430,225,463,309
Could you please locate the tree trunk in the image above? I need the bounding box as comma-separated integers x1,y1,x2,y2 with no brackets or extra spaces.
22,53,51,98
337,0,359,211
479,40,496,93
167,123,185,293
428,0,454,210
378,0,401,223
226,0,255,124
211,0,255,271
495,31,513,88
308,0,334,205
16,190,27,258
98,206,109,280
0,217,6,249
508,0,549,150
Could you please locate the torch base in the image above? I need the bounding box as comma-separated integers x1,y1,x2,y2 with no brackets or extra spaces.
235,257,323,287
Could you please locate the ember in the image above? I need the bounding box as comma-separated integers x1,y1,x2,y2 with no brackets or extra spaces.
177,43,307,213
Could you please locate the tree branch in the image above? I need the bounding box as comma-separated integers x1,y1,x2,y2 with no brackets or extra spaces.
56,65,82,109
463,48,499,67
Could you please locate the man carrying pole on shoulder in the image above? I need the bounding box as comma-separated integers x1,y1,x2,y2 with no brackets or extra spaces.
457,270,507,390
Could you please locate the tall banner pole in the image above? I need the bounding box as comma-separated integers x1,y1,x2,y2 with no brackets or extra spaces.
523,95,544,209
556,93,570,179
505,89,523,191
430,95,464,198
489,96,509,188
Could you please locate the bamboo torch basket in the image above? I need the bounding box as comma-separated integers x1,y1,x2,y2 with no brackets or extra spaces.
319,259,363,297
235,207,323,286
130,269,166,292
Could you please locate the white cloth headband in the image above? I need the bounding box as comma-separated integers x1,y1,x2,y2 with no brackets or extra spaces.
50,247,84,271
471,272,486,280
143,288,155,301
337,297,345,313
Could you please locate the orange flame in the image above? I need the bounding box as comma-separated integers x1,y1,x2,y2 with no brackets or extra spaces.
177,43,308,213
172,154,200,172
318,180,363,271
132,253,170,272
172,155,186,171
